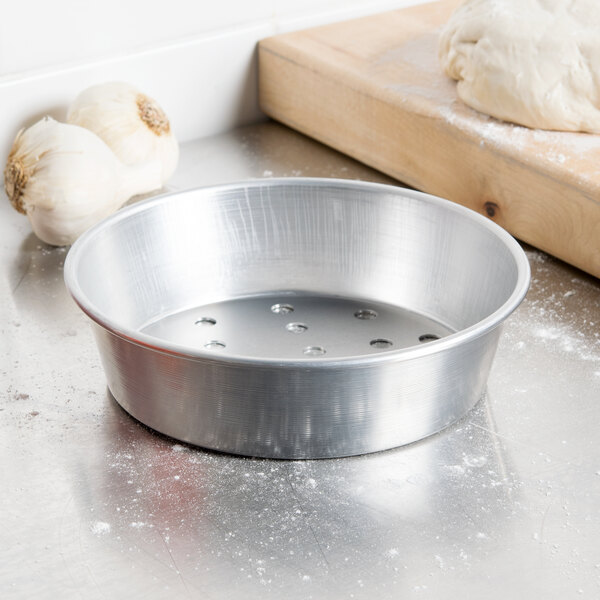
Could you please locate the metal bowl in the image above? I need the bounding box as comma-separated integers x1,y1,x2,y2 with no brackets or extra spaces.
64,178,530,458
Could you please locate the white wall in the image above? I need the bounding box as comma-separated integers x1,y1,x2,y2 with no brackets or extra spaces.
0,0,425,159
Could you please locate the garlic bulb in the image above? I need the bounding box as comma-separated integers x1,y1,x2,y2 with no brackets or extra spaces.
4,117,162,246
67,82,179,185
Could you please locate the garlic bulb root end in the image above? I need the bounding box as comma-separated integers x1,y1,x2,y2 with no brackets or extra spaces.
4,148,28,214
136,93,170,136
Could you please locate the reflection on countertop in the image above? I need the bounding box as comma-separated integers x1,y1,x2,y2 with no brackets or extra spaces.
1,121,599,599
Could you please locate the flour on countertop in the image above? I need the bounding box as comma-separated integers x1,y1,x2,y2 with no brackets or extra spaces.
518,252,600,363
90,521,111,535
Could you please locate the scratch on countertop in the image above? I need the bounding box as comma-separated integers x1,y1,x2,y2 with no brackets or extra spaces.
11,255,31,294
159,529,193,597
285,468,332,572
537,499,555,547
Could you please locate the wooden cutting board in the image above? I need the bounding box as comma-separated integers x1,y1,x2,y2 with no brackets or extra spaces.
258,0,600,278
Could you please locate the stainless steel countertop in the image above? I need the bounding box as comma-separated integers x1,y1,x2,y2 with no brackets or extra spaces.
2,121,599,599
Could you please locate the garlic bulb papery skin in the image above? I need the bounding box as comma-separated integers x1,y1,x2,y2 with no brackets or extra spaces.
67,82,179,185
4,117,163,246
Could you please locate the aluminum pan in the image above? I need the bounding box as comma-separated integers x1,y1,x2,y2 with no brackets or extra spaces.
64,178,530,457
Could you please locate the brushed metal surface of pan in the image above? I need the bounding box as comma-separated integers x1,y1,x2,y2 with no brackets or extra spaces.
64,178,530,458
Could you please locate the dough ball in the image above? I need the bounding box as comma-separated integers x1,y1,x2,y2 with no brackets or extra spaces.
438,0,600,133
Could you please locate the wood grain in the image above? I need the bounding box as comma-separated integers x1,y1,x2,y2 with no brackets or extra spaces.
258,0,600,278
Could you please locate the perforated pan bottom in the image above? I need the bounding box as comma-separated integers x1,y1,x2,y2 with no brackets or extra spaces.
140,292,455,360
